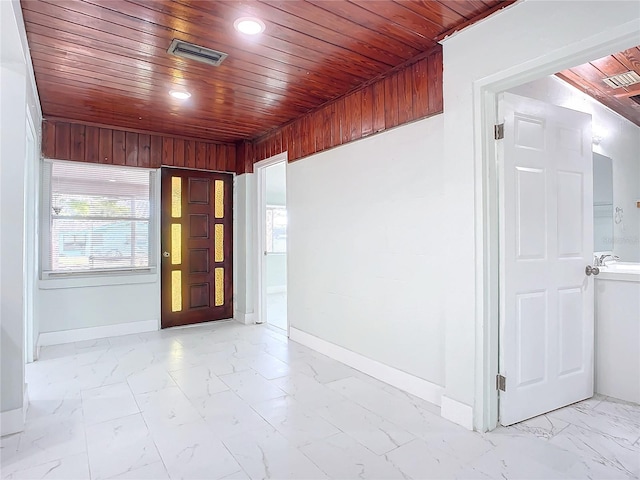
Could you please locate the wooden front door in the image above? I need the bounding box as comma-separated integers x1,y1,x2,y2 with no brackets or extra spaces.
161,168,233,328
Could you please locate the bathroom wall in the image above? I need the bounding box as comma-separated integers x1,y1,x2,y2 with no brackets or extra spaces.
595,276,640,403
509,75,640,262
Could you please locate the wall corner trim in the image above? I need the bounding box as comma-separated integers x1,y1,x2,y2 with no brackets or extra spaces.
441,395,474,430
234,312,255,325
289,327,443,407
37,319,158,347
0,384,29,436
0,407,25,437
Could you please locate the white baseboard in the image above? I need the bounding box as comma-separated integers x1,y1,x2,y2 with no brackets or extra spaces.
37,319,158,347
234,312,255,325
441,395,474,430
1,386,28,437
289,327,443,407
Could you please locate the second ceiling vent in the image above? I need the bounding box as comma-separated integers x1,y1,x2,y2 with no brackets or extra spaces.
167,39,228,67
602,70,640,89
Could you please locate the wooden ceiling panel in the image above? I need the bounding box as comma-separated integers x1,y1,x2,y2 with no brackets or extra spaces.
21,0,514,143
393,1,466,28
439,0,496,19
556,46,640,128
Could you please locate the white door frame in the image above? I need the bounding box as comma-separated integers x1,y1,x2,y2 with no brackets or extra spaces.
473,24,639,432
254,152,288,332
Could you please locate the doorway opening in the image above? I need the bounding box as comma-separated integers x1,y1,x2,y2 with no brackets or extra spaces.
256,153,288,332
497,91,594,426
476,30,639,431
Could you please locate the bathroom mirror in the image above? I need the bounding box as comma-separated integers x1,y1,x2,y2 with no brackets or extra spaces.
593,152,613,253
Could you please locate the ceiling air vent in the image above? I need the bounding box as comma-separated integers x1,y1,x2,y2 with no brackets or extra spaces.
629,94,640,106
602,70,640,88
167,39,228,67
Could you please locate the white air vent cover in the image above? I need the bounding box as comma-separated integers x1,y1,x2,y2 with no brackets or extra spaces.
167,39,228,67
602,70,640,88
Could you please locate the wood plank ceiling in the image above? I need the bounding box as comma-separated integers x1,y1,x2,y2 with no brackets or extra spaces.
21,0,511,144
557,46,640,127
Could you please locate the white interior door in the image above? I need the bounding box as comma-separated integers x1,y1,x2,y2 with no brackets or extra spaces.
499,92,594,426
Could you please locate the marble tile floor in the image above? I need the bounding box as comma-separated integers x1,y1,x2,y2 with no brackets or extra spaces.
1,321,638,480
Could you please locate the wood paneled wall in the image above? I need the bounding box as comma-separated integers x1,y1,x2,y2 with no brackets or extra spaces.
42,120,236,172
244,48,443,172
43,47,442,175
235,141,255,176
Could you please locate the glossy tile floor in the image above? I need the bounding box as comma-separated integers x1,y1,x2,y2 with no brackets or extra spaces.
1,321,639,479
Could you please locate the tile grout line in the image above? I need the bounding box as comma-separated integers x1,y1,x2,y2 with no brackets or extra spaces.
127,378,171,480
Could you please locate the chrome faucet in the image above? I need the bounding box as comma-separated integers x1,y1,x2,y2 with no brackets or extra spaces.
595,254,620,266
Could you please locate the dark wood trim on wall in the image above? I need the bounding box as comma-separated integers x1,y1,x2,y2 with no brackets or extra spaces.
42,119,237,172
251,47,443,167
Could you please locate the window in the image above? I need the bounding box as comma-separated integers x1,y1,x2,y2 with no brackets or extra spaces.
42,160,156,277
265,205,287,253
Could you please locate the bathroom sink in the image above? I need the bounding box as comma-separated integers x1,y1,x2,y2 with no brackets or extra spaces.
600,262,640,273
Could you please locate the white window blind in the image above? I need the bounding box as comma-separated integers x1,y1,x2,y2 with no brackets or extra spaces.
43,161,155,276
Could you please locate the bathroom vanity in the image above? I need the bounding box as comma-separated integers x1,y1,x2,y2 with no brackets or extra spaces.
595,263,640,404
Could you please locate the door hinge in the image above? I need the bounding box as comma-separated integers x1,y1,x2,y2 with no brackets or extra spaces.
496,374,506,392
494,123,504,140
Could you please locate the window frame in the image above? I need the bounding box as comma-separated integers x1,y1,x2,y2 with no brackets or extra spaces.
40,159,159,281
265,204,287,254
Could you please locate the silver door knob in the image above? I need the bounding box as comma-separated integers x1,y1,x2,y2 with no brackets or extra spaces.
163,251,170,258
585,265,600,276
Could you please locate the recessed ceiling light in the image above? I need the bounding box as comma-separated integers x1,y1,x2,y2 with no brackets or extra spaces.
234,17,265,35
169,90,191,100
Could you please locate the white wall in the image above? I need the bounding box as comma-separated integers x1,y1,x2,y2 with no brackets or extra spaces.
1,62,28,430
441,0,639,428
1,0,42,434
509,75,640,262
234,173,257,324
285,0,638,430
38,279,160,333
288,116,446,387
37,171,161,336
